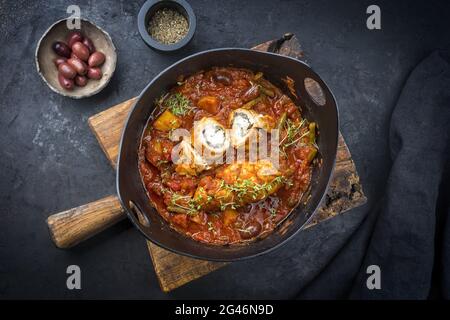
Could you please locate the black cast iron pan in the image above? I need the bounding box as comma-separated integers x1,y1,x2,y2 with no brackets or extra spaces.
116,48,339,261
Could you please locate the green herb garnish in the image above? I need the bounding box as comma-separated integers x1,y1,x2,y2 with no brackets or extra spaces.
165,93,193,116
269,207,277,216
218,176,288,209
169,193,198,215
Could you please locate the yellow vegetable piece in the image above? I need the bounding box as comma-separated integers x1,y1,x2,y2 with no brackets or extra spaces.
223,209,238,226
153,110,181,131
197,96,219,114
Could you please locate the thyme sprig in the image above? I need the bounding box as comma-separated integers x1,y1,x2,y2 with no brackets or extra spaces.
165,93,194,116
169,193,198,215
155,92,194,117
280,118,306,146
218,176,287,209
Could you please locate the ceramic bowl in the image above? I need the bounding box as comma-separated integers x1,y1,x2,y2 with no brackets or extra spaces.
36,18,117,98
138,0,196,51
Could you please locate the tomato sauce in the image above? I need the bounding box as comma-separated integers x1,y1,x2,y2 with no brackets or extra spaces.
138,67,318,245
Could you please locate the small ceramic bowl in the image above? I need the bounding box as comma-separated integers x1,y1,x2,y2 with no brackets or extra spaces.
138,0,196,51
35,18,117,99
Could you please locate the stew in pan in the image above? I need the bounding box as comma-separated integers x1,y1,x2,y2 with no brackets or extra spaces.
138,67,318,245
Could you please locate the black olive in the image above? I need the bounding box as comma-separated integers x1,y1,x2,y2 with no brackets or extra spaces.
239,221,262,239
213,72,232,86
52,41,71,58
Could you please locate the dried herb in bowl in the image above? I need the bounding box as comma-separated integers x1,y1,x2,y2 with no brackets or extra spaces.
148,8,189,45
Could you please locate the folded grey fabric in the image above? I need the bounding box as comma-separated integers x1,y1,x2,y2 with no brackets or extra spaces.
298,49,450,299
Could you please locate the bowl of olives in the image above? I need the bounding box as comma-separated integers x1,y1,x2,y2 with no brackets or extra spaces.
35,18,117,98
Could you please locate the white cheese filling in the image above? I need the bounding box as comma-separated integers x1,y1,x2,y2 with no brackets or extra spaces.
202,125,226,149
233,112,253,138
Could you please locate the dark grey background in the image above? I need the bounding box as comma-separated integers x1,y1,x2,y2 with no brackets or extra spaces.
0,0,449,299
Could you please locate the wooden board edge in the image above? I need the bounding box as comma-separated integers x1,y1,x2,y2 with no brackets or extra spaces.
146,241,172,293
147,241,228,292
88,118,117,168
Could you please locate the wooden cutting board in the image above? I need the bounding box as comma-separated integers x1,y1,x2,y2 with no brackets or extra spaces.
84,34,367,292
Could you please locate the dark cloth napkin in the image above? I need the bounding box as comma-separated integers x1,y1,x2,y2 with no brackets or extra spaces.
297,49,450,299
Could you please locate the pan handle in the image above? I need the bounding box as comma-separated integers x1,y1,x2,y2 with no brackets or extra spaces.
267,33,294,54
126,200,153,232
46,195,126,248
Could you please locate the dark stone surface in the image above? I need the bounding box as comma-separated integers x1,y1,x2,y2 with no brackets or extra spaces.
0,0,449,298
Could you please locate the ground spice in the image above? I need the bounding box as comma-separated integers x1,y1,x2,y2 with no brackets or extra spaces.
148,8,189,45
